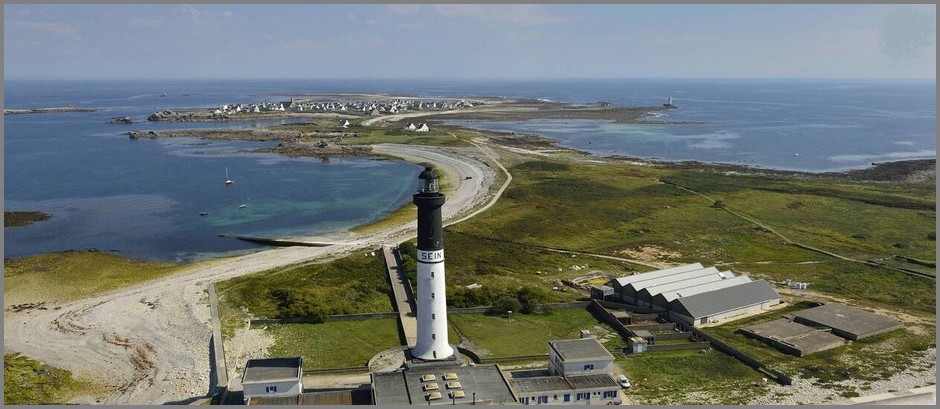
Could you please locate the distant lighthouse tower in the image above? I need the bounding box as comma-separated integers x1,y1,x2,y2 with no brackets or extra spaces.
411,167,455,361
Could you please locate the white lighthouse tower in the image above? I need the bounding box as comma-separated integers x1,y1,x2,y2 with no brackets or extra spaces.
411,167,455,361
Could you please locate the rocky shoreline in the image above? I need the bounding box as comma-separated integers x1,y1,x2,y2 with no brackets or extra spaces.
4,211,52,227
4,107,97,115
253,142,373,158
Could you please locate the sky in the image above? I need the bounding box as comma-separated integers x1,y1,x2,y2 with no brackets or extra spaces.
3,4,936,80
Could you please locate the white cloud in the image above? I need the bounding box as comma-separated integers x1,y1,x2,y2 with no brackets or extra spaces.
432,5,565,26
8,20,82,41
178,4,234,25
281,39,328,50
386,4,564,26
649,35,718,47
386,5,423,15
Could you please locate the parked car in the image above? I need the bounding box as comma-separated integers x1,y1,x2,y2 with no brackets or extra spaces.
618,374,631,388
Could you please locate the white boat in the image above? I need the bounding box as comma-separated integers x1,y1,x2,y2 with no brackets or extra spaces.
237,204,246,209
225,167,234,185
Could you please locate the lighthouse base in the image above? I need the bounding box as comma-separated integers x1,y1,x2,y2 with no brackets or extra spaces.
405,345,459,367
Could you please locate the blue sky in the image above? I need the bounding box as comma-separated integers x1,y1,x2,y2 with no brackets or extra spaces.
4,4,936,80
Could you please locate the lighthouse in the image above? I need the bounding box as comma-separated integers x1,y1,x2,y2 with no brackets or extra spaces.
411,167,455,361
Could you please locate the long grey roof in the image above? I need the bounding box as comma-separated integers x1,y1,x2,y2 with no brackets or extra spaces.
624,267,720,294
654,275,753,305
636,270,734,300
669,280,779,319
611,263,703,287
510,374,619,394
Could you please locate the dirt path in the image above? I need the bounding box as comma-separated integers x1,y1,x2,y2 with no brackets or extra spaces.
2,144,496,405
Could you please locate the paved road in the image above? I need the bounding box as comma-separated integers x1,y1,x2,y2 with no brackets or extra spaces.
383,246,417,348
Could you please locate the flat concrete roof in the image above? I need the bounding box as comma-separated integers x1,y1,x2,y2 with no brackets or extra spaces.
565,373,620,390
550,338,614,362
242,357,302,384
373,364,516,405
509,376,572,394
793,303,903,340
740,319,845,355
509,374,618,394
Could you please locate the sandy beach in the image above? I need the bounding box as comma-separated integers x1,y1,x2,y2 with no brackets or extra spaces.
2,143,497,404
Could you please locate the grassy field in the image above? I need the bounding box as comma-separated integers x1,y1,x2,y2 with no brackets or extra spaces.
263,319,402,369
617,349,769,405
3,353,99,404
449,308,613,357
448,157,936,314
217,252,393,320
3,250,185,306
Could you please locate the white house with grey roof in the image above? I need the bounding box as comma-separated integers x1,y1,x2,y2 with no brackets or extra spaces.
241,357,303,403
668,280,780,327
509,337,622,405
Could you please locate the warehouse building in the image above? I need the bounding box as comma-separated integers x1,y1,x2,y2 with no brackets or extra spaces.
605,264,781,327
607,263,704,304
668,280,781,327
634,269,734,308
650,275,753,311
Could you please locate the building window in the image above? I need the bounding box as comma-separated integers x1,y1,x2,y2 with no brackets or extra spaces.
563,394,570,402
432,334,436,340
265,386,278,393
576,392,590,401
538,396,548,404
431,292,435,299
432,313,436,320
603,390,619,399
583,364,594,371
431,271,435,278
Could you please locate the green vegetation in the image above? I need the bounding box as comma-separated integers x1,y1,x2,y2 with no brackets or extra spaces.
448,158,935,313
4,353,96,404
217,252,393,320
449,308,609,357
3,250,184,306
264,319,401,369
618,350,768,405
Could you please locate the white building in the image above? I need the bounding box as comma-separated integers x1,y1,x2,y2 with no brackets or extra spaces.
406,123,417,131
241,357,303,404
547,338,614,377
339,119,350,128
510,338,622,405
415,123,430,132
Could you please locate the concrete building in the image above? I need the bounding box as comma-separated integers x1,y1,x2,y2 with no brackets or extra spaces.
668,280,781,327
792,303,903,340
241,357,303,403
510,337,621,405
415,123,430,132
372,364,517,405
548,338,614,377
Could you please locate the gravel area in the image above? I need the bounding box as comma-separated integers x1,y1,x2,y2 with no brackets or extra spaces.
748,347,937,405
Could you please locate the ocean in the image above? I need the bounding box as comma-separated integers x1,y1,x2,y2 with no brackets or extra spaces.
4,79,935,261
